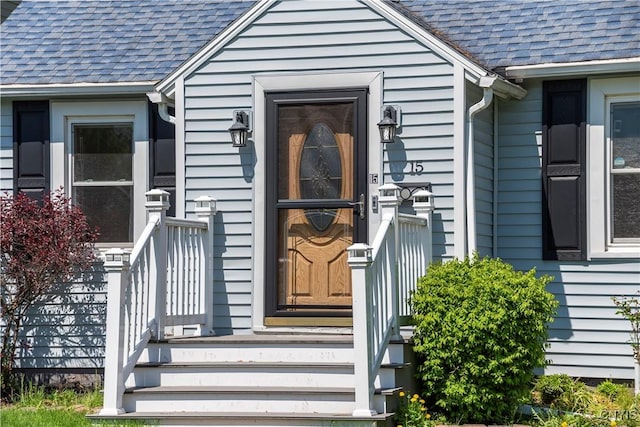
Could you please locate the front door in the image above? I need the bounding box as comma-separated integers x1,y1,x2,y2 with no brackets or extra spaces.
265,90,368,321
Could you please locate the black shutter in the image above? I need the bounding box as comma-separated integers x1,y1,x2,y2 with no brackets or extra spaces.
149,103,176,217
542,79,587,261
13,101,50,201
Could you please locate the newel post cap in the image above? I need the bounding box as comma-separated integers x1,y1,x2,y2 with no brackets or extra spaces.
378,183,401,206
347,243,373,266
145,189,171,212
194,196,217,216
103,248,130,269
413,189,434,212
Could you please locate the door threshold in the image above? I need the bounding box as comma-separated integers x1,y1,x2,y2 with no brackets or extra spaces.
263,317,352,328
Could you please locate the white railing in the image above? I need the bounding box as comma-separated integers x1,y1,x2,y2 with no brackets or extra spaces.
348,184,434,416
100,190,216,416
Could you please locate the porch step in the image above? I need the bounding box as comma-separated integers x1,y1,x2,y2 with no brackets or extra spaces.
140,334,355,364
92,333,412,426
89,410,395,426
123,385,356,413
133,361,355,388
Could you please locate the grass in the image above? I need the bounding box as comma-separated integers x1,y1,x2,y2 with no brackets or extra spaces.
0,383,148,427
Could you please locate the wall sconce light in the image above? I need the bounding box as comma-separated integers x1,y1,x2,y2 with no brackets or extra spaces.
228,110,251,147
377,105,401,143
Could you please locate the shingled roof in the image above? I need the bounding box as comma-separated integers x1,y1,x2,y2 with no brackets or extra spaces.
0,0,254,85
395,0,640,72
1,0,638,86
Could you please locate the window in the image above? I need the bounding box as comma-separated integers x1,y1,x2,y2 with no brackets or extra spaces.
608,100,640,243
588,77,640,258
51,101,148,247
72,123,134,243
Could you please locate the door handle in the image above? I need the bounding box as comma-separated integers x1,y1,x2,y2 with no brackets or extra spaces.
348,193,366,220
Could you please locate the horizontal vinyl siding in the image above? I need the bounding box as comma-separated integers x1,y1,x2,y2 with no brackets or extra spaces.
0,100,12,193
15,267,107,369
184,0,456,333
496,79,640,380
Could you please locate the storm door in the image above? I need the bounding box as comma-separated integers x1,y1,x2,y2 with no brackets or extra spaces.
265,90,367,319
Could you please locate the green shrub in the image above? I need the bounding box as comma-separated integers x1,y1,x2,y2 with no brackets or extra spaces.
534,374,577,406
533,374,591,413
596,380,625,401
411,255,557,423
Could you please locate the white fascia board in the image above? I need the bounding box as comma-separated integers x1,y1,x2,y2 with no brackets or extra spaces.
367,0,489,82
506,57,640,80
155,0,277,97
0,81,157,98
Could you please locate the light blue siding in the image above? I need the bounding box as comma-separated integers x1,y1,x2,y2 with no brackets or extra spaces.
0,100,12,193
497,79,640,380
15,267,107,370
183,0,457,333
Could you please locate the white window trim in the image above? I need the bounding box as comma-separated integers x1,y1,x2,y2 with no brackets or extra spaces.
587,76,640,259
51,100,149,248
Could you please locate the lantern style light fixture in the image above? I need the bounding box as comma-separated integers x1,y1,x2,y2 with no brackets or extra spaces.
228,110,251,147
377,105,400,143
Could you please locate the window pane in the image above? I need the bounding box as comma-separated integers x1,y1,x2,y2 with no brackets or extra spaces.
74,124,133,182
611,102,640,170
74,186,133,243
612,174,640,240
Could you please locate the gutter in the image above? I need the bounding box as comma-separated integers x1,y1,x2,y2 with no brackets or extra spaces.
0,81,158,98
147,91,175,124
466,75,526,256
505,57,640,80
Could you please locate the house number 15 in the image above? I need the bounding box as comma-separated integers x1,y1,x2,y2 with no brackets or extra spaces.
407,161,424,175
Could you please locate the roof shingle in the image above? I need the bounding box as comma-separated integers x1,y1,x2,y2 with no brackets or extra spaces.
0,0,254,85
396,0,640,71
1,0,637,86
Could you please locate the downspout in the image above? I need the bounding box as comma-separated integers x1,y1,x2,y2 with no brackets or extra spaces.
466,76,494,256
492,100,499,258
147,91,176,124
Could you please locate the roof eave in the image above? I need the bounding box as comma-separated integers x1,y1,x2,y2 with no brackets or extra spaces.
156,0,276,98
368,0,489,82
505,57,640,80
0,81,158,98
155,0,523,97
479,75,527,100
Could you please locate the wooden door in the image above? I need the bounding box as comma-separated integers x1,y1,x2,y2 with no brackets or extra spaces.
266,90,367,317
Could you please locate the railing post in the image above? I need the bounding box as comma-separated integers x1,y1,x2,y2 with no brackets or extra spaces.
378,183,401,340
413,189,435,266
348,243,376,417
195,196,217,336
100,248,130,416
146,189,170,340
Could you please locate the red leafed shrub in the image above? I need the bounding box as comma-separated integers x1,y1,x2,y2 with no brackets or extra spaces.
0,189,98,398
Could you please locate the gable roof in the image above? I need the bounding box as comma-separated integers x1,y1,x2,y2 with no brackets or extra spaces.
395,0,640,73
0,0,254,85
1,0,638,88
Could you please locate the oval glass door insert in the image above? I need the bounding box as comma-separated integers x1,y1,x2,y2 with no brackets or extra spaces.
300,123,342,232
